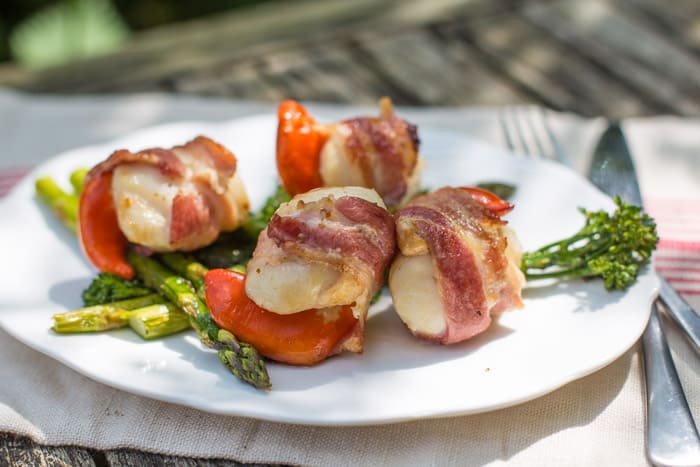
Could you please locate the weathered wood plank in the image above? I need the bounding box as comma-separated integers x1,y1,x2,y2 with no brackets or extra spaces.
0,433,96,467
444,10,651,117
521,0,700,115
351,28,527,106
103,449,279,466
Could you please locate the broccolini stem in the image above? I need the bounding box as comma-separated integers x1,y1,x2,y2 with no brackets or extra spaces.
127,250,271,390
521,197,658,291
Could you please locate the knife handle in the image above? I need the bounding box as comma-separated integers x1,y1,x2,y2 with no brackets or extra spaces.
659,277,700,353
642,304,700,466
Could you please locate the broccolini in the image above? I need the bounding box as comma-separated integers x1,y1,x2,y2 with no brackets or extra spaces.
521,196,659,291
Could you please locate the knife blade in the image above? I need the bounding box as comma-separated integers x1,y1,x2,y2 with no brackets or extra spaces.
590,124,700,349
588,122,700,466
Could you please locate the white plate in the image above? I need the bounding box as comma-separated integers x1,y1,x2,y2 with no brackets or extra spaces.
0,115,659,426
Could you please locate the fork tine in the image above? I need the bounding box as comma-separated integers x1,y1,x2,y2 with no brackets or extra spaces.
510,108,536,157
539,107,571,167
521,106,548,159
498,108,518,154
499,106,542,158
502,105,573,167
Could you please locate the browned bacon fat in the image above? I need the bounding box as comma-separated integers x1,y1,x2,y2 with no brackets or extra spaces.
389,187,525,344
245,187,396,354
83,136,249,253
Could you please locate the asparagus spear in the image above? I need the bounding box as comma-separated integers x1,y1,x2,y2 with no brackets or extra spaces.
52,293,164,333
35,177,79,233
160,252,207,296
69,168,89,194
128,303,191,339
128,250,271,390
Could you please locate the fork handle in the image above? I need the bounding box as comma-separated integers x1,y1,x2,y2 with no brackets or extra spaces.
660,277,700,352
642,303,700,466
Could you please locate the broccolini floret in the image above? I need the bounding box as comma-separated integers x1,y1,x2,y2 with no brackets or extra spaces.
521,196,659,291
81,272,153,306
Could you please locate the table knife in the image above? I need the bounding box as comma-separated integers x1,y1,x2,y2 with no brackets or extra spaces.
588,122,700,467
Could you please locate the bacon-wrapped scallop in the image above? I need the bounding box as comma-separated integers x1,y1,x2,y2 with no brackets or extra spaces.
79,136,249,279
276,98,423,208
204,187,396,365
389,187,525,344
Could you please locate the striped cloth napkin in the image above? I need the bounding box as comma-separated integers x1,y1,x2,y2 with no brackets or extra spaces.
648,199,700,297
625,117,700,308
0,167,31,198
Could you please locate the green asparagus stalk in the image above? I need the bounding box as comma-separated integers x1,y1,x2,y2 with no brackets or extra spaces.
160,252,207,296
52,293,164,333
35,176,79,233
128,303,191,339
70,168,89,194
127,250,271,390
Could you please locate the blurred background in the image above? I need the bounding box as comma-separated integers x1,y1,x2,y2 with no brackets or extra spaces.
0,0,698,118
0,0,272,68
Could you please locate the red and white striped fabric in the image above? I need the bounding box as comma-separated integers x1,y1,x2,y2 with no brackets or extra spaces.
645,198,700,297
0,167,31,198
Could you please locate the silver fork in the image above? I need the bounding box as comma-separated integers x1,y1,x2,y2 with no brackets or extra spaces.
497,105,569,165
499,105,700,466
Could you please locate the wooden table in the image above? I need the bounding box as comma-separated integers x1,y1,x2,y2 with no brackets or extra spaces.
1,0,699,465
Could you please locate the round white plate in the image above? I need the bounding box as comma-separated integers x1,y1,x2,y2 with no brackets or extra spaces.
0,115,659,425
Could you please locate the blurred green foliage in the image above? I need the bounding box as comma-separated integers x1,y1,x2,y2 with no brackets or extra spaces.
0,0,275,67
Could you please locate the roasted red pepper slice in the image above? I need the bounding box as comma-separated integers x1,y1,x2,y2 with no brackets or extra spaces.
78,170,134,279
205,268,358,366
460,186,514,216
276,100,327,196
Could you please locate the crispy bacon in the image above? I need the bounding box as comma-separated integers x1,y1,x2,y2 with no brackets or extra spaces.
390,187,525,344
318,98,423,207
245,187,396,355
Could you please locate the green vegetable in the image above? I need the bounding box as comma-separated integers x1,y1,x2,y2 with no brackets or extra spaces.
69,168,89,194
128,303,191,340
81,272,153,306
35,176,79,233
192,231,255,269
52,293,164,333
34,169,89,234
240,185,290,239
128,250,271,390
521,197,659,291
474,182,516,200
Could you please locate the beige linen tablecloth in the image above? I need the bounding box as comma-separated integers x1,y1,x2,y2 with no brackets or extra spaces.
0,89,699,466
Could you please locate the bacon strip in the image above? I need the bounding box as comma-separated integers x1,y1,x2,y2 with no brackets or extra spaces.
245,187,396,355
392,187,524,344
266,196,395,280
319,98,422,207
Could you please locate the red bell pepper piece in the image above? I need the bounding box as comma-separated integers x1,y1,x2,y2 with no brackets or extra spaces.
460,186,514,216
276,100,328,196
78,170,134,279
204,268,358,366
